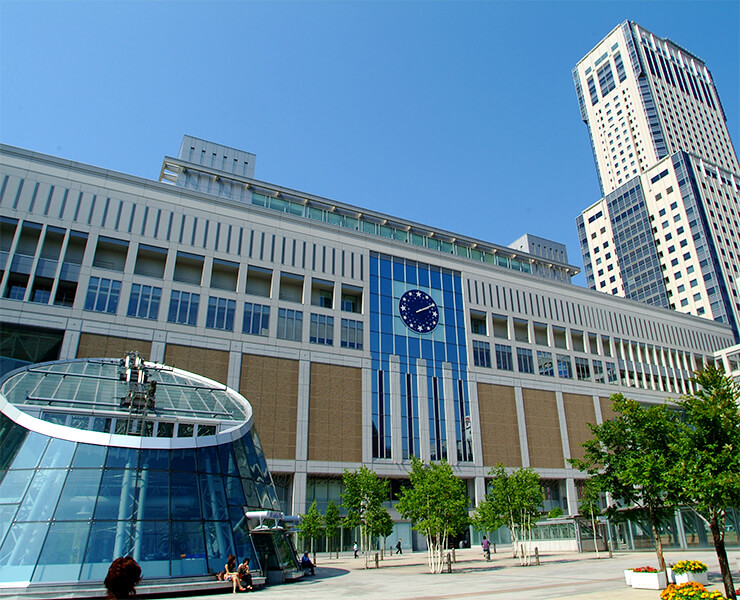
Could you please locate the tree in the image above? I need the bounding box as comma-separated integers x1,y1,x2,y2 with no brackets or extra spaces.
670,366,740,600
396,457,470,573
569,394,677,573
298,499,324,563
578,479,603,559
367,503,394,554
473,465,544,565
341,466,389,568
323,500,342,558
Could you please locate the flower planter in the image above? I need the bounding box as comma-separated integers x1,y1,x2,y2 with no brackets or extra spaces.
666,567,675,584
630,571,667,590
674,571,708,586
624,569,633,585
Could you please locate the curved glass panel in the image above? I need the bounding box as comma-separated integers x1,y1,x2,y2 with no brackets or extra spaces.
40,438,76,468
170,471,202,520
10,432,49,470
135,520,170,578
170,521,206,576
94,469,136,520
16,469,67,521
72,443,107,468
0,469,34,504
54,469,103,520
31,521,89,582
0,522,48,581
138,469,169,520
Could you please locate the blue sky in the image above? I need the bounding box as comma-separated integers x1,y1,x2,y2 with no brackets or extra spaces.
1,1,738,287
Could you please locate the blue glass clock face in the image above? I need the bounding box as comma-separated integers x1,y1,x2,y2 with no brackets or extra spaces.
399,289,439,333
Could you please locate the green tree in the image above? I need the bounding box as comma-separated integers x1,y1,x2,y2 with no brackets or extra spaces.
298,499,324,563
670,366,740,600
396,457,469,573
341,466,389,568
473,465,544,565
578,479,603,559
323,500,342,558
367,503,394,554
569,394,677,573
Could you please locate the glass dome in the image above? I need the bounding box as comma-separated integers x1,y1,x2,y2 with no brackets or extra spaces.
0,355,283,586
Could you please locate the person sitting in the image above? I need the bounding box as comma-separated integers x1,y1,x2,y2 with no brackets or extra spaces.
238,557,253,591
224,554,246,593
300,551,315,576
104,556,141,599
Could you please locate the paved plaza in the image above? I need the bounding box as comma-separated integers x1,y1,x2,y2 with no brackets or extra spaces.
176,548,738,600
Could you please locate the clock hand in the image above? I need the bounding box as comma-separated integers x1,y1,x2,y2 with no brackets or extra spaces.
416,304,435,313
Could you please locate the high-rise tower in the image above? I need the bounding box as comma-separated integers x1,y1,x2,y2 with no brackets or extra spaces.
574,21,740,340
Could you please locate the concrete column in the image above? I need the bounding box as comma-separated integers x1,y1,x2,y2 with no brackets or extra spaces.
514,386,530,467
467,378,484,467
390,355,402,463
295,353,311,462
416,359,430,462
442,362,457,465
565,478,579,517
361,359,373,463
292,471,308,515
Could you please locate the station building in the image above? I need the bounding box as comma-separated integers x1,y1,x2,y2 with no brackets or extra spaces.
0,136,737,568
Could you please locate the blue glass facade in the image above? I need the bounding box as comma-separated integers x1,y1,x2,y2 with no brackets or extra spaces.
369,253,472,463
0,359,287,587
606,179,669,307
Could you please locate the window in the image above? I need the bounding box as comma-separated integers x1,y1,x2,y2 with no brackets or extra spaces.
167,290,200,325
206,296,235,330
517,348,534,374
471,312,487,335
593,360,605,383
341,286,362,313
557,354,572,378
473,340,491,368
243,302,270,336
340,318,363,349
513,318,529,342
537,351,554,376
127,284,161,320
495,344,513,371
606,362,618,384
310,313,334,345
575,357,590,380
277,308,303,341
492,314,508,338
84,277,121,314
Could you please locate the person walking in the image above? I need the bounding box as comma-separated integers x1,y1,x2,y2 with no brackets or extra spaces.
395,539,402,554
353,541,358,558
481,536,491,561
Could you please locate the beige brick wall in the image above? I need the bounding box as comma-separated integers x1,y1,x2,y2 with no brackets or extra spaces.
240,353,299,462
477,383,522,468
308,362,362,463
164,344,229,386
563,392,597,462
77,333,152,360
522,388,564,469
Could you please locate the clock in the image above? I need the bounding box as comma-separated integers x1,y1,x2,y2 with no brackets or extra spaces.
399,289,439,333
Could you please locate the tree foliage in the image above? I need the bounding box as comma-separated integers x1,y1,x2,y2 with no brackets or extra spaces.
569,394,677,572
396,457,470,573
298,499,324,561
472,464,544,565
323,500,342,557
341,466,390,568
671,366,740,599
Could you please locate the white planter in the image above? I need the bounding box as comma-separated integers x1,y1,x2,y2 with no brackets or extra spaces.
666,567,675,583
624,569,633,585
675,571,708,586
630,571,667,590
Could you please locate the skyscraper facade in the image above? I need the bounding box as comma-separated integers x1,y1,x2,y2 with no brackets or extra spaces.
574,21,740,339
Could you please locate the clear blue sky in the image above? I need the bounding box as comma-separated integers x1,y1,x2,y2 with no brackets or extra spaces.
1,1,738,286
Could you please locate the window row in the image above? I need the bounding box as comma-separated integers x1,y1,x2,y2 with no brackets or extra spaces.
472,341,619,383
85,278,363,348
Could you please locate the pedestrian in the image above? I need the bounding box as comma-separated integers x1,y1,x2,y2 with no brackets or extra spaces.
224,554,246,593
481,536,491,561
353,541,358,558
238,557,253,591
300,551,315,575
395,539,402,554
104,556,141,599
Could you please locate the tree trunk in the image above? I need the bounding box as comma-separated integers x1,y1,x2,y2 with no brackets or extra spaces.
591,512,600,559
648,508,666,573
709,513,737,600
